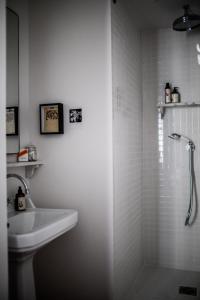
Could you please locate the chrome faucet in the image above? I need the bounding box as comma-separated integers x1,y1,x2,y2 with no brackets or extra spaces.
7,173,35,208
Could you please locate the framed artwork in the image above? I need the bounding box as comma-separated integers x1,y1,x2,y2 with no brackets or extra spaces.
69,109,82,123
6,106,18,136
40,103,64,134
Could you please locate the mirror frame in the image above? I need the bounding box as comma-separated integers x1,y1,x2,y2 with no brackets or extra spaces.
6,7,20,154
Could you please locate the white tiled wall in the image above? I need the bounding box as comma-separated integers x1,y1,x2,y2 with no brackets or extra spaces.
142,29,200,271
112,3,143,299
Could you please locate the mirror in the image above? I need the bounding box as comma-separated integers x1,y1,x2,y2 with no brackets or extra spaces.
6,8,20,154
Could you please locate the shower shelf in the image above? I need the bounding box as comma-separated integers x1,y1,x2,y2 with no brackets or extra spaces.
7,161,44,178
157,102,200,119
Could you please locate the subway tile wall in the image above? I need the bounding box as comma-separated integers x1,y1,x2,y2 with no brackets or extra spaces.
112,3,143,300
142,29,200,271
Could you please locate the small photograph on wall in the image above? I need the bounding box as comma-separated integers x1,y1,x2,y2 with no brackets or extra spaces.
40,103,64,134
69,109,82,123
6,106,18,136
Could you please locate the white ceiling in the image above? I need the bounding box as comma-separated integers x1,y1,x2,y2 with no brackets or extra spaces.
123,0,200,29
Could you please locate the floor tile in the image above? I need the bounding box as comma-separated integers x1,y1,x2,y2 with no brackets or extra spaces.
126,266,200,300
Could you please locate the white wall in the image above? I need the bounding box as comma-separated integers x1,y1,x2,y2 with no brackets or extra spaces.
0,0,8,298
112,3,143,299
142,29,200,271
29,0,113,299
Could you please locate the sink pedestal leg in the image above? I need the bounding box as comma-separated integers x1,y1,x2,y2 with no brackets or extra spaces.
9,252,36,300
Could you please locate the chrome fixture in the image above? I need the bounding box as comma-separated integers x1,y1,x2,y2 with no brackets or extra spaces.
168,133,197,226
168,133,181,140
173,5,200,32
168,133,195,149
7,173,35,208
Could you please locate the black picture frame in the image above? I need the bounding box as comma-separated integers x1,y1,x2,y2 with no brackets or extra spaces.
40,103,64,134
6,106,19,136
69,109,82,123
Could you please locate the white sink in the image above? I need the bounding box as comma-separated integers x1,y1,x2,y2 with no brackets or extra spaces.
8,208,78,300
8,208,78,253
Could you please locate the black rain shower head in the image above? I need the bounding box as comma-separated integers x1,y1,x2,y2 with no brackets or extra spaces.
173,5,200,32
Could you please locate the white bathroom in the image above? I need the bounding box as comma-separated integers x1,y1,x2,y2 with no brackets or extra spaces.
0,0,200,299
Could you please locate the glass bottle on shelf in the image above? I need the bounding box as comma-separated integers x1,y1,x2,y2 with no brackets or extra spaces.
165,82,172,104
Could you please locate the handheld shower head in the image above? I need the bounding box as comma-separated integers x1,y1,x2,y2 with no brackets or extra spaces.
168,132,197,226
168,133,195,150
168,133,181,140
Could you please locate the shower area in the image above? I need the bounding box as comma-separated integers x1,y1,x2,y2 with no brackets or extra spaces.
112,0,200,299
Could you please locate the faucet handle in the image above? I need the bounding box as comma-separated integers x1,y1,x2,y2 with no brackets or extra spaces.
7,197,12,205
7,197,14,212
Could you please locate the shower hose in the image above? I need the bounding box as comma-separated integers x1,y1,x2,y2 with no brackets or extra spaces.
185,142,198,226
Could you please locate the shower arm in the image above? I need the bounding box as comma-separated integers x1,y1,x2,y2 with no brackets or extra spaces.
181,135,195,151
180,134,193,143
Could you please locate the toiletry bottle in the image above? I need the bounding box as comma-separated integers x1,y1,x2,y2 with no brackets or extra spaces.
15,186,26,211
17,148,29,162
171,87,180,103
165,82,171,104
26,144,37,161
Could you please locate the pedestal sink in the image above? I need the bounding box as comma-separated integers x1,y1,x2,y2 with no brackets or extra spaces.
8,208,78,300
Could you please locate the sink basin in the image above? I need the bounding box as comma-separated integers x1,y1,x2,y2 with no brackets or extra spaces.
8,208,78,300
8,208,78,253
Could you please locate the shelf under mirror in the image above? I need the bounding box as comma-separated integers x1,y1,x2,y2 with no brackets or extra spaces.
7,161,44,178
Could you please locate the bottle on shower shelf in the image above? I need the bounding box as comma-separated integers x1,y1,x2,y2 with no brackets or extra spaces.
165,82,172,104
171,87,180,103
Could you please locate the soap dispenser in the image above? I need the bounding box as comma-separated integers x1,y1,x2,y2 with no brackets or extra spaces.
15,186,26,211
171,87,180,103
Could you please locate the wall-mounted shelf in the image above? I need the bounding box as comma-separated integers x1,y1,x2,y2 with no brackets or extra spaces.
157,102,200,119
7,161,44,178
